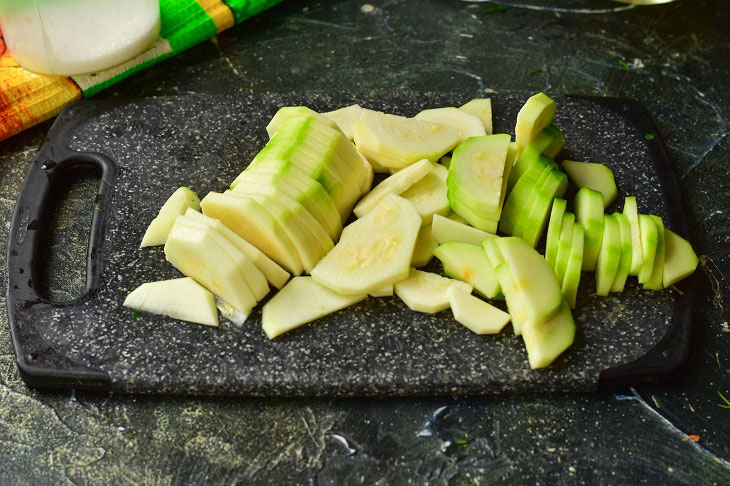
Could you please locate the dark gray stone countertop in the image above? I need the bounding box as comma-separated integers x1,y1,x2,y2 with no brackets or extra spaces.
1,0,728,484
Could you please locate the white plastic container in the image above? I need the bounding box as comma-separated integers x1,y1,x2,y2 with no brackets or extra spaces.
0,0,160,76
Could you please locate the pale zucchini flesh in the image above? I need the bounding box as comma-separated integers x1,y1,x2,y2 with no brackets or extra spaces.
595,214,621,296
574,188,605,271
561,223,585,309
545,198,567,266
521,299,575,369
662,229,698,288
447,286,510,335
637,214,658,284
414,107,486,145
400,163,450,225
394,269,472,314
323,104,363,141
141,187,200,247
459,98,493,134
262,277,366,339
562,160,617,208
610,212,633,293
124,277,218,327
515,92,557,154
311,194,422,295
644,215,666,290
433,242,501,299
353,158,433,218
412,224,438,267
431,214,495,247
553,212,575,286
622,196,644,275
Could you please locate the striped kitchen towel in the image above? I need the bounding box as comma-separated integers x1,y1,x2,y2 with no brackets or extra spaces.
0,0,282,142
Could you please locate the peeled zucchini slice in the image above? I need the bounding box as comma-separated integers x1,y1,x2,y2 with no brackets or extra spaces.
414,107,486,145
545,198,567,266
561,223,585,309
353,109,459,170
447,286,510,335
323,104,363,141
200,192,304,276
353,158,433,218
644,215,666,290
164,218,257,315
184,209,290,290
370,285,394,297
262,277,366,339
521,299,575,369
515,92,557,154
595,214,621,296
311,194,422,295
431,214,495,246
412,224,438,267
637,214,658,284
622,196,644,276
562,160,617,208
574,188,605,271
447,134,511,218
400,163,450,225
610,212,633,293
394,269,472,314
662,229,698,288
124,277,218,327
141,187,200,247
265,106,340,138
459,98,493,134
433,242,501,299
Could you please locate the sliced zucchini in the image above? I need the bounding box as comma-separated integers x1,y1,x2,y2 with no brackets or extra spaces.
561,223,585,309
400,163,450,225
508,128,559,191
184,209,290,289
459,98,493,134
622,196,644,276
610,212,633,293
123,277,218,327
200,192,303,275
412,224,438,267
662,229,698,288
323,104,363,141
545,198,567,266
644,215,666,290
515,92,557,154
353,158,433,218
447,197,499,233
483,239,527,335
369,285,394,297
521,299,575,369
447,286,510,335
262,277,366,339
562,160,617,208
431,213,495,246
433,242,501,299
414,107,486,145
499,155,552,235
637,214,658,284
542,125,565,159
553,212,575,285
353,109,459,170
265,106,340,138
595,214,621,296
574,187,605,271
141,187,200,247
521,169,568,248
311,194,422,295
510,165,553,239
394,269,472,314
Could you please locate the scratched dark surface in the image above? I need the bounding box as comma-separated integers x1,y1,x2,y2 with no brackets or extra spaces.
0,0,728,484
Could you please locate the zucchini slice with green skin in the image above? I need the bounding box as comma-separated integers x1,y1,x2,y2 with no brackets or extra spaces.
637,215,659,284
511,165,553,239
459,98,493,134
662,229,699,288
447,134,511,219
595,214,622,296
521,299,575,369
448,196,498,233
200,192,303,276
499,154,553,235
553,212,575,286
521,169,568,248
562,160,617,208
574,187,605,271
415,107,486,145
266,106,341,138
433,242,501,299
542,125,565,159
311,194,422,295
431,214,495,246
610,212,633,293
262,277,366,339
622,196,644,275
353,109,459,170
141,187,200,247
394,269,473,314
644,215,666,290
483,239,526,335
515,92,557,155
561,223,585,309
447,286,510,335
353,158,433,218
508,128,559,191
400,163,450,225
124,277,219,327
545,198,567,266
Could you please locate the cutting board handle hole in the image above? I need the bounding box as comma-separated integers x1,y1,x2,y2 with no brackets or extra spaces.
35,165,102,304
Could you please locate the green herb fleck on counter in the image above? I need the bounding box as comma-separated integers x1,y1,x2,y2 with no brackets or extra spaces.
484,4,508,14
618,59,631,71
718,391,730,409
455,439,469,445
645,133,655,140
530,68,543,76
133,310,141,319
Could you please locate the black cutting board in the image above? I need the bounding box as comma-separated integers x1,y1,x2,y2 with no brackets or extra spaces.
6,92,694,396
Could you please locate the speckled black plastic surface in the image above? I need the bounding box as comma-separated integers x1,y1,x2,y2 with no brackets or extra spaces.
6,92,692,396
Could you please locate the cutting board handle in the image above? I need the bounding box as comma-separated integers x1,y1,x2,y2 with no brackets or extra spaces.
6,104,116,389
